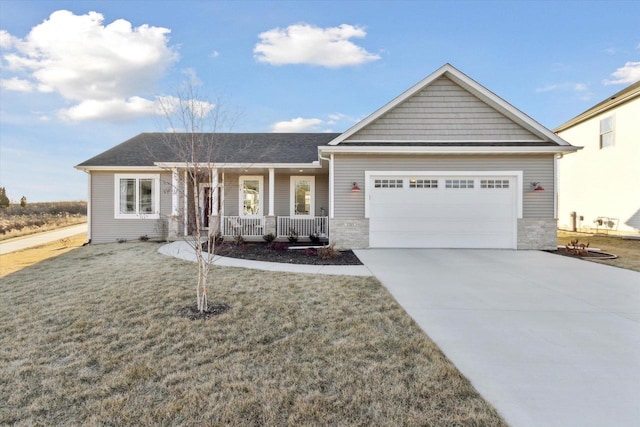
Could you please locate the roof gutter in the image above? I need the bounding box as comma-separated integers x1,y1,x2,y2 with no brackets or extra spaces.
318,145,581,155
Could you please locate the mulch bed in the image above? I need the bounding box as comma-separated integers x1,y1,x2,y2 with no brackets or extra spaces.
206,242,363,266
545,247,617,260
178,303,231,320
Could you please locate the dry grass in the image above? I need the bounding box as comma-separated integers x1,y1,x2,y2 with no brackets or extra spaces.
0,233,87,278
558,231,640,272
0,242,505,426
0,201,86,241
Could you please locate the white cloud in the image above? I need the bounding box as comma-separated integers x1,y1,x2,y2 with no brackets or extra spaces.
0,77,35,92
210,50,219,58
535,82,592,100
603,61,640,85
0,29,19,49
574,83,588,92
254,23,380,68
270,117,323,132
1,10,179,121
58,95,214,122
535,84,558,93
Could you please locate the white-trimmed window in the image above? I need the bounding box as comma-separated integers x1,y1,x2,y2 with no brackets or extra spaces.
600,116,614,148
480,179,510,189
445,179,474,189
410,179,438,188
239,176,263,216
290,176,315,216
374,179,403,188
114,174,160,219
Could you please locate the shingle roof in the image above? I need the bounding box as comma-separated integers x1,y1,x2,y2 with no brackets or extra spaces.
76,133,340,167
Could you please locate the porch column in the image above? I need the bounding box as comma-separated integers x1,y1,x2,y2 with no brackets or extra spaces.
268,168,275,216
167,168,180,240
183,170,188,236
211,168,219,216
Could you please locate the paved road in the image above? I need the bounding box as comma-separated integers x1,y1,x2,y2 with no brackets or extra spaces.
355,248,640,427
0,223,87,255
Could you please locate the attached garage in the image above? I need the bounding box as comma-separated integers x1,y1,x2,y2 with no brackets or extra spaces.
366,172,521,249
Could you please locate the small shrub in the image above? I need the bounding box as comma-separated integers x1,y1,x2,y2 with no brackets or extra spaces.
139,235,149,242
213,231,224,245
309,233,321,244
263,232,275,243
566,239,589,256
304,248,317,257
268,241,289,251
234,233,245,246
116,238,127,244
288,228,299,243
317,243,338,260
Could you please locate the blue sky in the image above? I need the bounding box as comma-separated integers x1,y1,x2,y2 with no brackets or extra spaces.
1,0,638,202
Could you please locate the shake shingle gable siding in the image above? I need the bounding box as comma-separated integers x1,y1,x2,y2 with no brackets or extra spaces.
77,133,341,167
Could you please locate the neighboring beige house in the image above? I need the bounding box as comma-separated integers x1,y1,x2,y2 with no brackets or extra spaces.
555,81,640,235
77,64,578,249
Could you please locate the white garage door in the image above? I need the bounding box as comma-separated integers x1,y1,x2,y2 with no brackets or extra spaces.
369,175,517,248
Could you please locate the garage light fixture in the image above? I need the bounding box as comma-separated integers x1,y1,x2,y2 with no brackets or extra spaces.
530,182,544,191
351,182,361,192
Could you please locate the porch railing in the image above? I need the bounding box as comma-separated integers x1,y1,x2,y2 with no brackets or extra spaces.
221,216,265,237
277,216,329,238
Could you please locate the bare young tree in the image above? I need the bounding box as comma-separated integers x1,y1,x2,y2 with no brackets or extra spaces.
156,84,238,313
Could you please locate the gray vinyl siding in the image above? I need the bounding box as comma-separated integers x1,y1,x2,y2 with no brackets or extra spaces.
274,174,289,215
346,76,542,141
90,171,172,244
333,155,555,218
315,177,329,216
223,172,328,217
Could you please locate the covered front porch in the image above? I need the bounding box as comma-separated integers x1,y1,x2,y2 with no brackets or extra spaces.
163,164,331,242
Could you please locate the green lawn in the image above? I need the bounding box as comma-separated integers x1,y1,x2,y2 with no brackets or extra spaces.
0,242,506,426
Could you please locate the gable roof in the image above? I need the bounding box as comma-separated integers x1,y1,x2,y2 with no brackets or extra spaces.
329,63,571,146
76,133,339,169
554,80,640,133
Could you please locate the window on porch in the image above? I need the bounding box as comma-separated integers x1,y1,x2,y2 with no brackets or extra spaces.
291,176,315,216
240,176,263,216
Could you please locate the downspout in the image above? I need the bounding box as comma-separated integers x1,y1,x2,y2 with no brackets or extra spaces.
318,152,333,219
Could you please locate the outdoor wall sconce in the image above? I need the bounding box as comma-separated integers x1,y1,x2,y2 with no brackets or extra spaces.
351,182,361,192
530,182,545,191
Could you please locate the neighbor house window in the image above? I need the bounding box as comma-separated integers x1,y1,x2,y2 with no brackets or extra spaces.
114,174,160,219
239,176,263,216
599,116,614,148
290,176,315,216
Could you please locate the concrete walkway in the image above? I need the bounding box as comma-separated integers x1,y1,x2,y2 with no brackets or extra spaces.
354,249,640,427
0,223,87,255
158,240,372,276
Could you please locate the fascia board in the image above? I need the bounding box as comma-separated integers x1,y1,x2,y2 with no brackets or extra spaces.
154,162,323,169
319,145,581,155
74,165,163,172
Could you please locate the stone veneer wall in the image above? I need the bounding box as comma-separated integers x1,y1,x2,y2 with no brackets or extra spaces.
330,218,369,250
264,216,276,237
517,218,557,250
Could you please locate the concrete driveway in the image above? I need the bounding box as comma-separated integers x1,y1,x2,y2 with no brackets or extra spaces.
354,249,640,427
